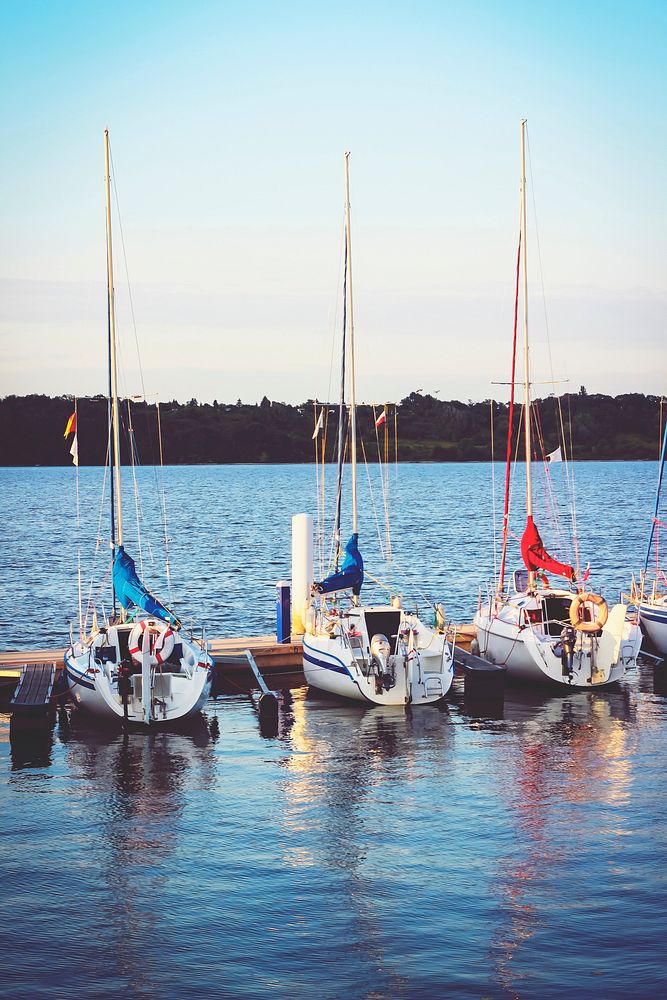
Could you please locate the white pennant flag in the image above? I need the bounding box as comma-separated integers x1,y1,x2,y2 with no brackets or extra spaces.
70,434,79,467
312,409,324,439
546,446,562,463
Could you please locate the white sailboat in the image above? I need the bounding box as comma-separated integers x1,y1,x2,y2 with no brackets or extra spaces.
302,153,454,706
634,419,667,656
65,130,212,725
474,120,641,687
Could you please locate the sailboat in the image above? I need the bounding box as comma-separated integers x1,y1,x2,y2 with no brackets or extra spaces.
64,130,213,725
474,120,641,687
302,153,454,706
634,418,667,656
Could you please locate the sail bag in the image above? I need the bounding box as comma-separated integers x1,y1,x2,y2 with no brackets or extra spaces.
112,546,181,627
520,516,575,581
314,533,364,596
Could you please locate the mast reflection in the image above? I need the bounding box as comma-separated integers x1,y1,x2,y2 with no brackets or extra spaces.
276,690,452,993
58,712,219,991
486,687,635,994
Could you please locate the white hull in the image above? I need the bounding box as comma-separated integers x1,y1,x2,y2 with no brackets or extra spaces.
638,598,667,656
475,589,641,688
65,619,212,725
303,604,454,706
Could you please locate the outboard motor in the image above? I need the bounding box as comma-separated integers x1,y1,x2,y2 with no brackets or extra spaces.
370,634,395,692
560,625,576,679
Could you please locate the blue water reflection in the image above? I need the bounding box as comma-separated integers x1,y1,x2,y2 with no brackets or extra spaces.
1,463,666,997
2,675,666,997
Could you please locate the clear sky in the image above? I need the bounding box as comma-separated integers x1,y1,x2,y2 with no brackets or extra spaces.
1,0,665,404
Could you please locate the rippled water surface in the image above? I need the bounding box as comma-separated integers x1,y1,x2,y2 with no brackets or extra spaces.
1,463,667,998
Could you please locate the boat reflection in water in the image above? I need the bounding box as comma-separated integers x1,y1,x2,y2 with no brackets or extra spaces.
56,712,219,994
484,685,636,993
7,713,60,771
274,689,453,995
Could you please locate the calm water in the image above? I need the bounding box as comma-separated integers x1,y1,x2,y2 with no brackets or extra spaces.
1,463,666,998
0,461,657,648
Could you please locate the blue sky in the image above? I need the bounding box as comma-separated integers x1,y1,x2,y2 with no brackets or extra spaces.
1,0,665,404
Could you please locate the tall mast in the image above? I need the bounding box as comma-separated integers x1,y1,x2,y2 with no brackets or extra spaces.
104,130,124,561
344,151,358,534
644,417,667,574
520,119,534,586
333,240,347,569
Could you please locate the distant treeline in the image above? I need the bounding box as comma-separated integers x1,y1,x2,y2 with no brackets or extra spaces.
0,390,662,466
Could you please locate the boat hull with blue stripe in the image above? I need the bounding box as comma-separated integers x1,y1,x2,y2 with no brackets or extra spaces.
638,597,667,656
303,604,454,705
65,617,212,725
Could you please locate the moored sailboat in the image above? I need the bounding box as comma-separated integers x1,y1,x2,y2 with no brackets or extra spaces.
474,120,641,687
633,417,667,656
302,153,454,706
64,130,212,725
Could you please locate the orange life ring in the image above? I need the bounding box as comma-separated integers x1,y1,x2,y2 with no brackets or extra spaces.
569,592,608,633
128,620,175,665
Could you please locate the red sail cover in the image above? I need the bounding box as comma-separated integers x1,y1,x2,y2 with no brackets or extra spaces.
520,516,575,580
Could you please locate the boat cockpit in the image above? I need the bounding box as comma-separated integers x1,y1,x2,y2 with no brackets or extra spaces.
93,623,186,673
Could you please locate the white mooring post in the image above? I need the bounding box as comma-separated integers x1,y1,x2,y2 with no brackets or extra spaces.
291,513,313,636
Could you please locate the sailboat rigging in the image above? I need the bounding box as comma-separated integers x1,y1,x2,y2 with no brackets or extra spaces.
474,120,641,687
64,130,213,725
302,152,454,705
634,414,667,655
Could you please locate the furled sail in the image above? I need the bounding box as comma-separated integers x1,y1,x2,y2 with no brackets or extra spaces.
520,516,575,581
314,533,364,596
112,546,181,627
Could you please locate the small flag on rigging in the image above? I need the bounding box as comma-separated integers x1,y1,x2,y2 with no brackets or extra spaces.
64,409,78,465
312,408,324,439
375,408,387,428
64,412,76,437
546,446,562,463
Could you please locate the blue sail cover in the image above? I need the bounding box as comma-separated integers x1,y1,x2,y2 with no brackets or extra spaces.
315,533,364,597
112,546,181,628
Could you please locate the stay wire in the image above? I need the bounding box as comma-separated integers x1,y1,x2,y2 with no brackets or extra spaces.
109,144,170,599
359,437,385,562
526,125,579,574
372,404,392,561
490,400,497,585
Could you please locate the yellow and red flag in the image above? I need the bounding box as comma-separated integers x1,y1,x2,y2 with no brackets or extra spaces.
64,412,76,437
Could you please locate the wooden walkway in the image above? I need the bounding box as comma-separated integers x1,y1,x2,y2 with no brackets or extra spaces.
10,662,57,712
0,626,477,696
1,627,475,666
0,635,304,673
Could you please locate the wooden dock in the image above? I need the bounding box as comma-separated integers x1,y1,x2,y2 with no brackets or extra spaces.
0,625,475,669
0,636,307,699
0,636,304,673
10,662,57,713
0,625,477,701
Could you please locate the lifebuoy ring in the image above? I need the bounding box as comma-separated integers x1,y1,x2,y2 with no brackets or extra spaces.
128,619,175,665
569,592,608,633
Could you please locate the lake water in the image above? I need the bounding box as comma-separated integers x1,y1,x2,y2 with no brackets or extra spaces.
0,461,658,648
1,462,666,998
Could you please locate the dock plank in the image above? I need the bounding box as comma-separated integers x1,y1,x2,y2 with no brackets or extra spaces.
11,663,56,710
